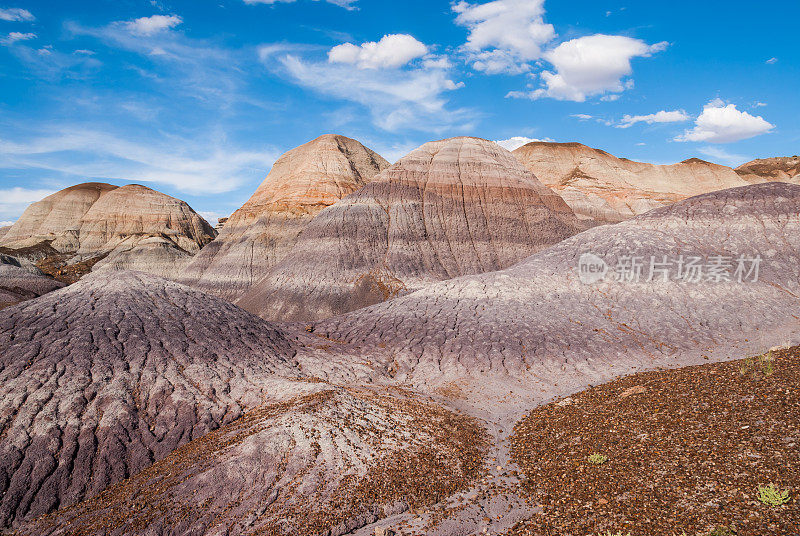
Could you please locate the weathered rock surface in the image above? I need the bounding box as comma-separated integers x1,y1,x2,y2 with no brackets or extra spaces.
0,271,301,528
736,156,800,184
21,388,486,536
0,254,64,310
512,142,750,222
237,137,584,322
313,183,800,410
0,226,10,240
180,134,389,301
0,183,216,279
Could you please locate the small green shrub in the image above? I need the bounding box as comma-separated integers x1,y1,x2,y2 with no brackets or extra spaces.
587,453,608,465
757,483,790,506
705,526,736,536
739,351,775,378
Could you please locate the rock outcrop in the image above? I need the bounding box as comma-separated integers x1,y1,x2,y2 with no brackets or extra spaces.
736,156,800,184
237,137,584,323
0,254,64,310
0,271,300,528
313,183,800,407
179,134,389,301
0,226,10,240
0,183,216,280
512,142,750,223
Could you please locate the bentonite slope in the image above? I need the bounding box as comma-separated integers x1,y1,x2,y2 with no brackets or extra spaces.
0,271,302,529
512,142,750,223
237,137,584,322
0,254,64,309
0,183,216,279
736,155,800,184
21,387,487,536
179,134,389,301
312,182,800,411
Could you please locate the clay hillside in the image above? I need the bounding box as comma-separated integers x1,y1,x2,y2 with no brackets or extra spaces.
512,141,750,223
0,183,216,281
179,134,389,301
314,182,800,410
0,271,301,528
0,254,64,310
736,156,800,183
236,136,584,322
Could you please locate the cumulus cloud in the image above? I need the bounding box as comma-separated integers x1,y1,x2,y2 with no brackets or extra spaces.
453,0,555,74
1,31,35,45
243,0,357,9
675,99,774,143
0,7,34,22
0,188,58,222
265,50,471,132
123,14,183,36
618,109,690,128
493,136,552,151
328,34,428,69
509,35,668,102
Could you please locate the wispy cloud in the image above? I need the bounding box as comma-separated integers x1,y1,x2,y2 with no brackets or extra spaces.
0,188,58,222
618,109,690,128
698,146,751,167
1,31,35,45
0,7,34,22
263,46,473,132
0,129,279,195
243,0,358,10
122,14,183,36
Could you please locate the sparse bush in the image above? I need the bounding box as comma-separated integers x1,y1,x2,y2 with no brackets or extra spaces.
705,526,736,536
739,351,775,378
757,483,790,506
587,453,608,465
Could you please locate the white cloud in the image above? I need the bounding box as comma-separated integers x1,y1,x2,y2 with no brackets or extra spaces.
766,57,778,65
0,188,58,222
453,0,555,73
328,34,428,69
570,113,593,121
243,0,357,9
1,31,35,45
198,211,227,227
675,99,774,143
508,35,668,102
697,146,751,167
123,14,183,36
0,7,34,21
266,51,471,132
493,136,552,151
0,129,279,195
618,109,690,128
0,220,16,227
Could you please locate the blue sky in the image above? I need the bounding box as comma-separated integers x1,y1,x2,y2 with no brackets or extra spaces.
1,0,797,225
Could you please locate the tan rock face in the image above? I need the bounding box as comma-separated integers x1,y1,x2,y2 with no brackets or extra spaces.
512,142,750,222
179,134,389,300
0,183,216,279
236,137,584,322
736,156,800,184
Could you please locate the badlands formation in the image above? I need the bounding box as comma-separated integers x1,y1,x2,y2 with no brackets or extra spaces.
512,141,750,222
0,183,216,280
237,137,584,322
736,155,800,183
179,134,389,300
0,254,64,310
2,134,800,535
